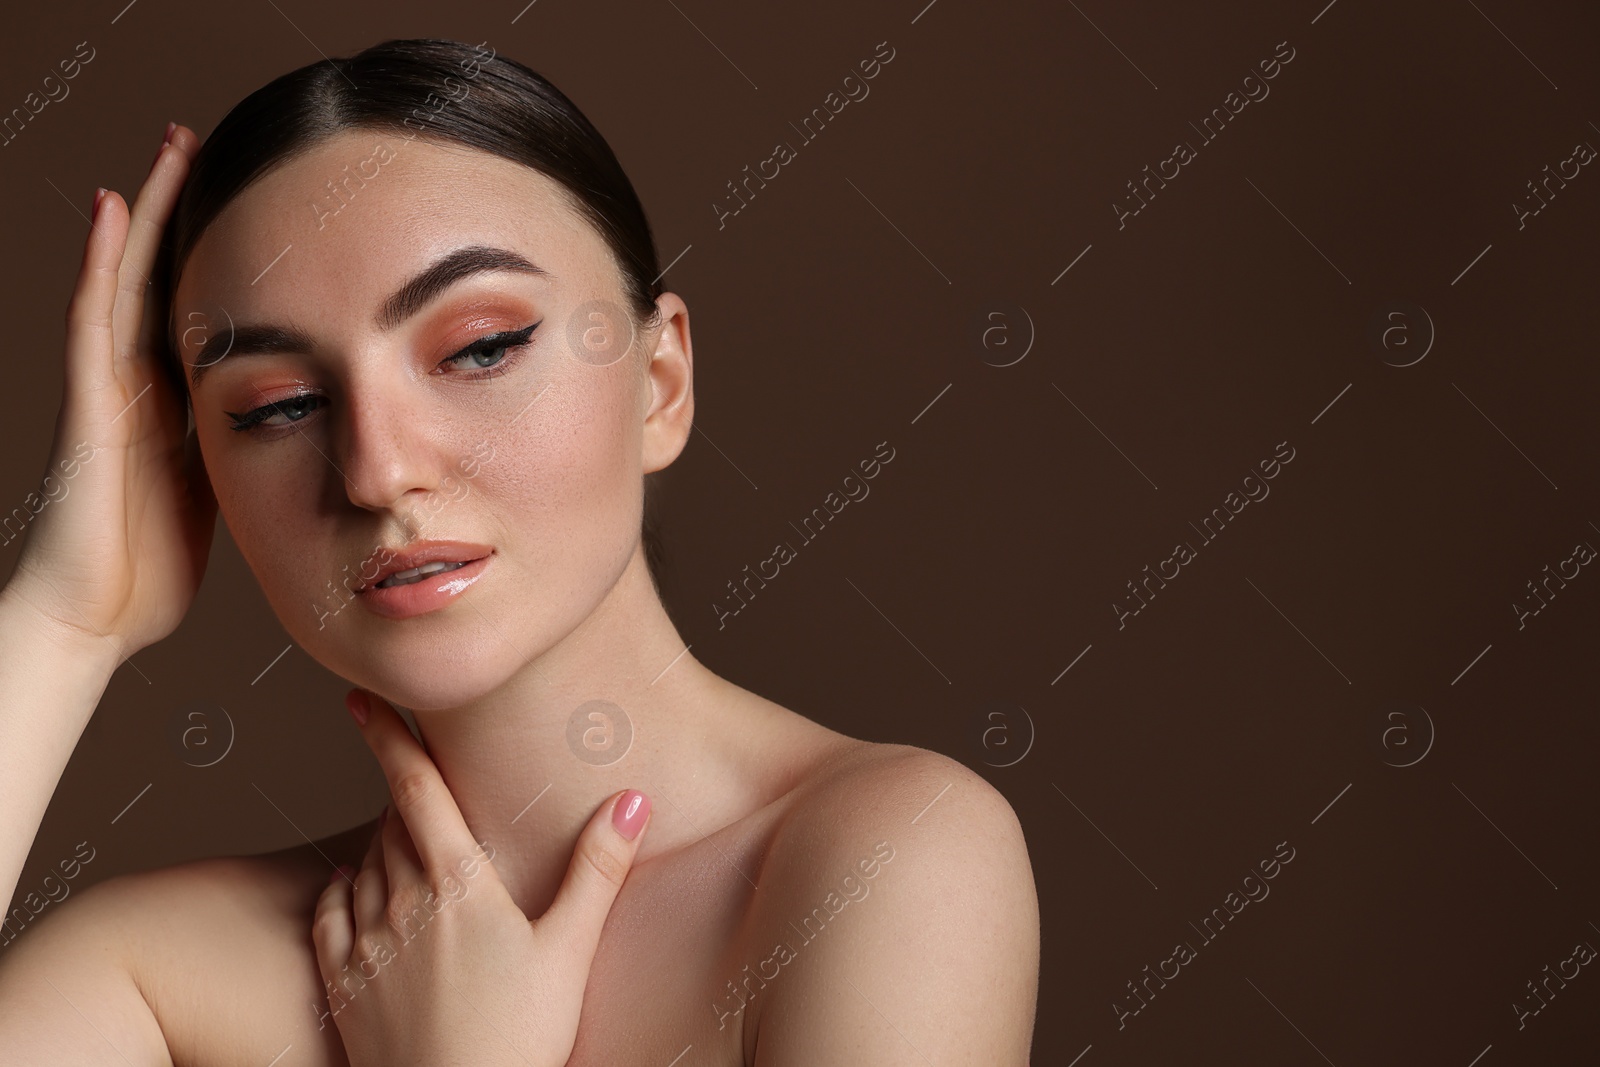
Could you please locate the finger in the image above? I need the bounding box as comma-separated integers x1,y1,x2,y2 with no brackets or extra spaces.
62,187,130,407
381,798,427,890
133,131,195,373
345,689,482,878
312,864,358,987
352,810,390,935
112,123,193,363
384,801,466,943
541,789,651,964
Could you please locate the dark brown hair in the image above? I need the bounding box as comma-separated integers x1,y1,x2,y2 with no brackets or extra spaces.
159,37,670,589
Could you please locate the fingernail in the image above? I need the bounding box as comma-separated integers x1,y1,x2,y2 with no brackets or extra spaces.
92,187,106,219
150,123,177,175
345,689,369,727
612,789,650,841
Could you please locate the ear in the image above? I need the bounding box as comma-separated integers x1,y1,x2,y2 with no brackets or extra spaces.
640,291,693,476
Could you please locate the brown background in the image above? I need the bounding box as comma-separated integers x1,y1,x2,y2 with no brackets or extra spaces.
4,0,1599,1062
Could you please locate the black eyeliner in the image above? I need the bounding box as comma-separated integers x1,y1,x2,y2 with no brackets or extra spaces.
224,320,542,432
453,320,540,360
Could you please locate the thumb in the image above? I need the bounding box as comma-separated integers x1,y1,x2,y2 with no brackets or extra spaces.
541,789,651,959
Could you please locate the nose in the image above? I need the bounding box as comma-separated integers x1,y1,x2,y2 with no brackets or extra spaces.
336,375,453,521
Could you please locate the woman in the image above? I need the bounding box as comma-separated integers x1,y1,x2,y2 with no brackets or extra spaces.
0,38,1038,1065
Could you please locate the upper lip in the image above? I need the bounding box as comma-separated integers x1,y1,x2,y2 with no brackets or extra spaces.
356,540,494,592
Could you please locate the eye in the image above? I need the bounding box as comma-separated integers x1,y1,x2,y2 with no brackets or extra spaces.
222,320,543,436
224,394,326,433
438,321,541,378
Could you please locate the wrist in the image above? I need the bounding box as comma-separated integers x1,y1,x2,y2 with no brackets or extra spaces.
0,579,130,682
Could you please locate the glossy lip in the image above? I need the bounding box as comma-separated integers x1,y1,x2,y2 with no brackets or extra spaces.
355,540,495,593
357,551,493,620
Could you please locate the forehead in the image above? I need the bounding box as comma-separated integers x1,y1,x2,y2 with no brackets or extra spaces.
175,130,607,336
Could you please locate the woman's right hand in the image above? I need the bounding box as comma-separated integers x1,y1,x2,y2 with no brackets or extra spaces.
4,123,218,662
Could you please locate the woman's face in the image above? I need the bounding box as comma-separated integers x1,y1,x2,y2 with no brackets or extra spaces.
173,130,681,710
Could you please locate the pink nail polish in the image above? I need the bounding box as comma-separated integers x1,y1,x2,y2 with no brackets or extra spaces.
612,790,649,841
345,690,369,727
149,123,175,176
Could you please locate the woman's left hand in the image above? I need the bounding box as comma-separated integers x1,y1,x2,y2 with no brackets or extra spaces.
312,688,652,1067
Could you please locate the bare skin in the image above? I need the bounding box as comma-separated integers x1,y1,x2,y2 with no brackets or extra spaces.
0,121,1039,1065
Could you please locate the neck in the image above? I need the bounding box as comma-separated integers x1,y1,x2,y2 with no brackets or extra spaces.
404,544,745,918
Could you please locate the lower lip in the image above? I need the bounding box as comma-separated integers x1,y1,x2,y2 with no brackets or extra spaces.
357,554,492,620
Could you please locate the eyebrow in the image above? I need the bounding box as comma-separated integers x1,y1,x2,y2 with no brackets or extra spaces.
188,244,550,389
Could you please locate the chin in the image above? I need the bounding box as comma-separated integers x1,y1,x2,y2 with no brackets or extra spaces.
329,637,527,712
278,594,537,712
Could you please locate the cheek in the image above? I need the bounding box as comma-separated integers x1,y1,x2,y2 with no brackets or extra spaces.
483,372,642,557
204,437,340,599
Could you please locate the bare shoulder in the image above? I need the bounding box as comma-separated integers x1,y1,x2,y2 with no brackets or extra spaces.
742,741,1039,1064
0,818,380,1066
144,819,382,1063
0,859,173,1064
773,739,1032,868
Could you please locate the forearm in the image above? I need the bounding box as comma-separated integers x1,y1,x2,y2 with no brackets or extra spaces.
0,582,122,910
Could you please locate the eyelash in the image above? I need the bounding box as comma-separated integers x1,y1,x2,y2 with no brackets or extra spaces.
223,321,542,434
